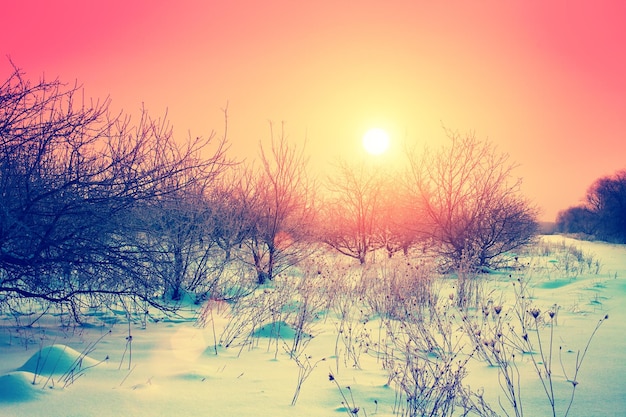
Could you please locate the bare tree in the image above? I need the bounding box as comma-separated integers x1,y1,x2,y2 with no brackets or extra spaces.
129,112,231,302
405,130,538,271
206,168,257,263
132,191,215,302
377,172,429,258
243,124,317,283
0,63,228,319
321,160,386,264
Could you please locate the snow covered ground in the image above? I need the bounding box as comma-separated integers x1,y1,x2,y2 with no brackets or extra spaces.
0,235,624,417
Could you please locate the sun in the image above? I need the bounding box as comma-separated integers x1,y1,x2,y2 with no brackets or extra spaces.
362,128,390,156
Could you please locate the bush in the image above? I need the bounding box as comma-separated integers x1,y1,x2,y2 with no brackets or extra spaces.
0,63,227,319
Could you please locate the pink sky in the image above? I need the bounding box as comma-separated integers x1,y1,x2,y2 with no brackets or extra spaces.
2,1,625,221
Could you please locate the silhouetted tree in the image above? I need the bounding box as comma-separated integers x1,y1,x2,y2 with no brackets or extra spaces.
556,170,626,243
585,170,626,242
555,205,596,236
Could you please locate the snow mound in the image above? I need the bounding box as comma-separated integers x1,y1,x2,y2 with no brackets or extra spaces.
252,321,312,340
18,344,99,376
172,370,210,382
538,279,574,289
0,371,44,403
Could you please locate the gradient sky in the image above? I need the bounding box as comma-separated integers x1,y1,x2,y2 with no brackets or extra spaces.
2,1,625,221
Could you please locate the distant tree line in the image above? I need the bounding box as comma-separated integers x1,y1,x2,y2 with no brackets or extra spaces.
556,170,626,243
0,64,539,321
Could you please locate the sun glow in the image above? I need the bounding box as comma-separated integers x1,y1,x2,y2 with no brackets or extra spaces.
362,128,390,155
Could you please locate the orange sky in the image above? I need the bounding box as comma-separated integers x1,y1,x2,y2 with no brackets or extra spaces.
2,1,625,221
